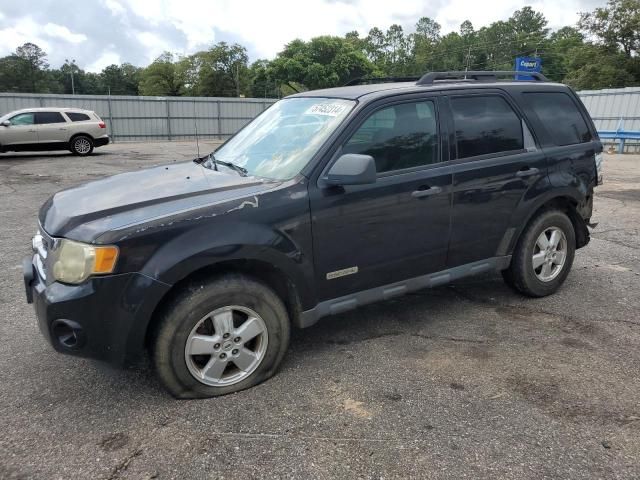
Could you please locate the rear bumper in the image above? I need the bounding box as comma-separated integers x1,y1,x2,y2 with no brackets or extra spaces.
95,135,110,147
24,256,170,365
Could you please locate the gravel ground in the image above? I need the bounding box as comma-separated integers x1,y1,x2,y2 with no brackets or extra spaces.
0,143,639,479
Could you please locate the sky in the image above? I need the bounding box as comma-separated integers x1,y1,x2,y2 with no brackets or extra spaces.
0,0,604,72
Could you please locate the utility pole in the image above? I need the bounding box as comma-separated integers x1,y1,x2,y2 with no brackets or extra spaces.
465,46,472,73
236,64,240,97
65,58,76,94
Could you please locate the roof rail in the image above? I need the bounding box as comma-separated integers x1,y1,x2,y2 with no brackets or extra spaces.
344,76,420,86
416,70,549,85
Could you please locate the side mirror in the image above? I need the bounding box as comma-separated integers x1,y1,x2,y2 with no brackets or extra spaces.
0,121,10,127
325,154,376,186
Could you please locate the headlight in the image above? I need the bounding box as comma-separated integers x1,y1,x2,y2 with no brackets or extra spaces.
50,239,119,284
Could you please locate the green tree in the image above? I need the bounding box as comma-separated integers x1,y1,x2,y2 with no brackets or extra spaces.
99,63,141,95
0,55,32,92
269,36,374,90
186,42,249,97
248,59,280,98
579,0,640,57
541,27,585,82
138,53,186,96
12,43,49,92
563,43,635,89
412,17,442,73
364,27,388,69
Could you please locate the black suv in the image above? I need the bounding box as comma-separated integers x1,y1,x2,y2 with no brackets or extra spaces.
24,71,603,398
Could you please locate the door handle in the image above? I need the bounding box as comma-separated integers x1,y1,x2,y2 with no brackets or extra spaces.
516,167,540,177
28,129,36,133
58,128,67,131
412,185,442,198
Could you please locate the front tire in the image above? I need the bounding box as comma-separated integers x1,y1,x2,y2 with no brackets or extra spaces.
502,210,576,297
152,274,290,399
70,135,94,156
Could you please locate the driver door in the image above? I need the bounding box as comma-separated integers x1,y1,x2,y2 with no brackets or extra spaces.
2,112,38,147
309,95,453,302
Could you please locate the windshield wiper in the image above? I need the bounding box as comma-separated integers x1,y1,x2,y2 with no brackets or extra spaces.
201,152,247,176
214,159,248,176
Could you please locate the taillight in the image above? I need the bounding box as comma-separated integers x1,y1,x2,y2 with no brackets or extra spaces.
98,122,106,129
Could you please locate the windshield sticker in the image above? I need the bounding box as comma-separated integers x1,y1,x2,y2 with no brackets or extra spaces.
305,103,347,116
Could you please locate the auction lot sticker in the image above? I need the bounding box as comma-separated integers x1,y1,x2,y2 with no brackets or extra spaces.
305,103,347,116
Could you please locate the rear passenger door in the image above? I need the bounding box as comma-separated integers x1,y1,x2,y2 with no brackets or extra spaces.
444,91,547,267
35,111,70,145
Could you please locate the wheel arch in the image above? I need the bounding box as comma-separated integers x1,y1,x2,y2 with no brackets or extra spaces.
143,258,304,351
69,132,95,142
506,194,589,257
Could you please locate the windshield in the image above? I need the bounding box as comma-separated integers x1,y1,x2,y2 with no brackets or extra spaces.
212,97,355,180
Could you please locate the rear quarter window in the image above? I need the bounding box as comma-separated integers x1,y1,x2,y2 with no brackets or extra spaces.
524,92,592,146
66,112,91,122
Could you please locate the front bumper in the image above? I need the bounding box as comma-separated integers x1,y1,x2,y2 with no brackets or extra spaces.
24,256,170,365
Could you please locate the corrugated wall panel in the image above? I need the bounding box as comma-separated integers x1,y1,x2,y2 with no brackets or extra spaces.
4,89,636,148
0,93,276,142
577,87,640,152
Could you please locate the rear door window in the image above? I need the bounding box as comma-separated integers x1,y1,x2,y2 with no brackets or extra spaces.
450,95,524,159
524,92,592,145
35,112,66,124
66,112,91,122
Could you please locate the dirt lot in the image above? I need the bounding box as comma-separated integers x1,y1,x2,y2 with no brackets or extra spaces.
0,143,639,479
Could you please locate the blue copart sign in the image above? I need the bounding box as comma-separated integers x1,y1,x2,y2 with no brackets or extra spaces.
515,57,542,80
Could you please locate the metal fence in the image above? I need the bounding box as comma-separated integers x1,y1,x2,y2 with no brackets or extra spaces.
578,86,640,153
0,93,277,142
1,88,639,151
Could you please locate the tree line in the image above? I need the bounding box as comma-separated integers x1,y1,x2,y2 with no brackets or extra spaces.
0,1,638,97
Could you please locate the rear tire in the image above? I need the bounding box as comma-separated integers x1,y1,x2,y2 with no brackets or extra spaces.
502,210,576,297
152,274,290,399
70,135,94,156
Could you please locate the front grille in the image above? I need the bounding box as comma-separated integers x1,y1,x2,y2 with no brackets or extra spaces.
32,227,54,281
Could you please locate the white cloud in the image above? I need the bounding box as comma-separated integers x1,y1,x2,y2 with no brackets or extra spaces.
0,0,598,71
0,17,51,57
112,0,589,60
136,32,175,62
43,23,87,44
105,0,126,16
86,51,121,72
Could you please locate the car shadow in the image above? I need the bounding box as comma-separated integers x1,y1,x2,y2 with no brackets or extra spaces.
0,151,109,160
29,273,511,402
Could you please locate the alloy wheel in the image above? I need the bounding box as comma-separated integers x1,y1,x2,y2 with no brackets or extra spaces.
184,306,268,386
74,137,91,154
532,226,567,282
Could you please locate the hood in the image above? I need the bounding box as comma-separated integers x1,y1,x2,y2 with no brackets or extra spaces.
39,161,277,241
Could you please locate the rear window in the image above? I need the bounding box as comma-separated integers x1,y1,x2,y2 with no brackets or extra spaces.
524,92,592,146
66,112,91,122
451,95,524,159
35,112,66,124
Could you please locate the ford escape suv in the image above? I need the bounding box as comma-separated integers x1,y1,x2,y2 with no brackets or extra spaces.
23,71,602,398
1,107,109,156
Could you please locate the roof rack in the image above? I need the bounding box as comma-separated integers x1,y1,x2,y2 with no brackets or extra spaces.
344,76,420,86
416,70,549,85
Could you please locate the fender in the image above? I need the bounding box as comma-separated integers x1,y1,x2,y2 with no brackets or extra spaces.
144,220,316,309
499,181,591,256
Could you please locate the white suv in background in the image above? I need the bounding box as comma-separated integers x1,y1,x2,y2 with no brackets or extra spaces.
0,108,110,156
